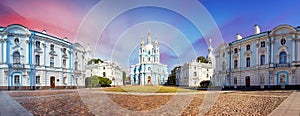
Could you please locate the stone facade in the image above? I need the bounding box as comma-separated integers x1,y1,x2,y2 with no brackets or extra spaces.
175,39,215,87
0,24,87,90
213,24,300,89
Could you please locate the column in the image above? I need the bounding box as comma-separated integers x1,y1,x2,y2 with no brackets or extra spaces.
3,39,7,63
292,38,295,62
271,39,274,64
0,39,2,63
26,40,29,64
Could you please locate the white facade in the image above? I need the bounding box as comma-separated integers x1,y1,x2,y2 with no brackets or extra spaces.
85,60,124,86
0,24,87,90
213,24,300,89
176,39,215,87
130,33,168,85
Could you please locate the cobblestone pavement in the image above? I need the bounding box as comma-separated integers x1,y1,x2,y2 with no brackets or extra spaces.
5,89,292,116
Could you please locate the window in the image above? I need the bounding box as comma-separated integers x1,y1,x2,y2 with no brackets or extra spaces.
234,78,237,84
193,72,197,77
223,52,225,57
260,55,265,65
14,38,20,45
103,72,106,77
103,67,105,70
148,57,150,61
50,44,54,51
207,74,209,78
234,48,238,54
63,48,66,54
246,57,250,67
234,60,238,69
246,45,251,50
63,77,67,84
280,74,286,84
63,59,66,68
36,76,40,84
260,77,265,84
36,41,40,48
14,75,20,84
281,38,286,45
261,41,265,47
50,57,54,67
13,52,20,64
148,51,150,55
279,52,287,64
222,62,226,71
148,67,151,71
35,55,40,66
74,61,78,70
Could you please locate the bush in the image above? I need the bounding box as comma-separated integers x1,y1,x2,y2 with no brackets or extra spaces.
199,80,211,88
98,76,112,87
86,76,100,88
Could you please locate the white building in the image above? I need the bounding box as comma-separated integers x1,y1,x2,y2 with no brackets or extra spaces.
176,39,215,87
85,60,124,86
0,24,87,90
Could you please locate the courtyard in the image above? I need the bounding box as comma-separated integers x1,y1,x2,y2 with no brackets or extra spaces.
3,86,294,116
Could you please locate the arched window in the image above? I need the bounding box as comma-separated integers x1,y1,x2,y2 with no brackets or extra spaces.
279,52,287,64
260,55,265,65
246,45,251,50
36,41,40,48
35,55,40,66
246,57,250,67
103,72,106,77
222,61,226,71
193,72,197,77
74,61,78,70
13,51,20,64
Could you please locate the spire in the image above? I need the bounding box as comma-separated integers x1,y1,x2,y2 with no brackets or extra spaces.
86,43,91,52
154,36,158,47
147,32,152,45
141,36,145,46
208,38,213,53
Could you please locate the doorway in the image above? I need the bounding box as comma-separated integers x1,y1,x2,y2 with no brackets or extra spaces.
245,76,250,87
148,76,151,84
50,77,55,88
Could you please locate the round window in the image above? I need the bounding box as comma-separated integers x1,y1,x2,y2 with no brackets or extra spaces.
14,38,19,45
281,38,286,45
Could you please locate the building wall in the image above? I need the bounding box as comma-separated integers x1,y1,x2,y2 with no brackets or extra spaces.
214,24,300,89
85,60,124,86
0,24,86,90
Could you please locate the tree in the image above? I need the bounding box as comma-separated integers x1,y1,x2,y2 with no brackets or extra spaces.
87,59,104,65
197,56,209,63
122,71,126,85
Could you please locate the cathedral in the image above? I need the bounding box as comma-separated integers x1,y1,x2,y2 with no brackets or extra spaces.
130,33,168,85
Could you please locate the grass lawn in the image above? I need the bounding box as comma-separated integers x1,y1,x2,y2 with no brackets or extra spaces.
103,86,198,93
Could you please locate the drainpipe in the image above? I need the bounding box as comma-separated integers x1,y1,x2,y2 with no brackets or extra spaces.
268,32,271,88
229,43,232,88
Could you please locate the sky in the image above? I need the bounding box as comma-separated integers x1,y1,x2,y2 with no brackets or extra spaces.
1,0,300,73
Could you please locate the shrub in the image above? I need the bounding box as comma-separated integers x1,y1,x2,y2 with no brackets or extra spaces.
199,80,211,88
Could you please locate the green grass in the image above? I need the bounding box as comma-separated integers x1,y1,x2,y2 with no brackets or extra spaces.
103,86,197,93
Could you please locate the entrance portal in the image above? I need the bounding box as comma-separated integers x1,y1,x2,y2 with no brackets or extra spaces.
50,77,55,88
148,76,151,84
245,76,250,88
